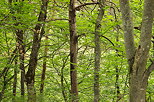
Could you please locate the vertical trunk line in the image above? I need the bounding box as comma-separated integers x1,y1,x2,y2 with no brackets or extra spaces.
115,21,121,102
94,1,105,102
40,36,48,94
25,0,48,102
69,0,78,101
16,30,25,97
119,0,135,71
61,56,69,102
8,0,25,97
12,56,18,102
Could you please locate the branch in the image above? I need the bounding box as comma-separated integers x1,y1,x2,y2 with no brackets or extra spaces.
45,18,68,22
145,61,154,78
75,2,99,10
5,75,15,83
77,33,86,38
100,35,114,46
0,48,17,78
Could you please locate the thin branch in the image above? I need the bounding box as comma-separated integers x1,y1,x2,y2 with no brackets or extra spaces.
106,1,120,12
106,1,117,7
5,75,15,82
46,18,68,22
145,61,154,78
0,48,17,78
75,2,99,10
100,35,114,46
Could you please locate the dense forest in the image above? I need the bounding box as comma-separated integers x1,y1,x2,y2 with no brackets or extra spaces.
0,0,154,102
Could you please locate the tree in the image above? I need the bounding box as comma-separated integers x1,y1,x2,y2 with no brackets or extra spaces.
120,0,154,101
40,36,48,94
8,0,25,97
12,56,18,102
25,0,49,101
69,0,79,101
1,0,154,101
93,0,105,101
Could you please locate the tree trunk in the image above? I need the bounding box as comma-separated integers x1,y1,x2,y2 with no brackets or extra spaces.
61,56,69,102
8,0,25,97
120,0,154,101
69,0,78,101
115,32,121,102
93,0,104,102
12,58,18,102
40,36,48,94
16,29,25,97
25,0,48,102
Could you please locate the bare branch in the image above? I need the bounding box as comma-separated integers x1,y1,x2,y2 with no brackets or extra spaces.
46,18,68,22
75,2,99,10
145,61,154,78
100,35,114,46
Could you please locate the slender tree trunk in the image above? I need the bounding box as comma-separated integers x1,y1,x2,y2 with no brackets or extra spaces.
93,1,104,102
12,58,18,102
115,30,121,102
120,0,154,101
25,0,48,102
8,0,25,97
40,36,48,93
61,56,69,102
69,0,78,101
16,29,25,97
107,1,121,100
115,22,121,102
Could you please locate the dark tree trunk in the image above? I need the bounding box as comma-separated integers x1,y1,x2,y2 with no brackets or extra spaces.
25,0,48,102
69,0,78,101
115,26,121,102
115,34,121,102
16,29,25,96
61,55,69,102
40,36,48,94
12,58,18,102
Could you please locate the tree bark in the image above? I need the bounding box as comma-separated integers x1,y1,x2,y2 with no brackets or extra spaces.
119,0,135,70
61,55,69,102
16,29,25,96
25,0,48,102
8,0,25,97
69,0,78,101
40,36,48,94
12,58,18,102
120,0,154,101
93,0,104,102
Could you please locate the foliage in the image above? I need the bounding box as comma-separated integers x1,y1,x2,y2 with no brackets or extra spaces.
0,0,154,101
